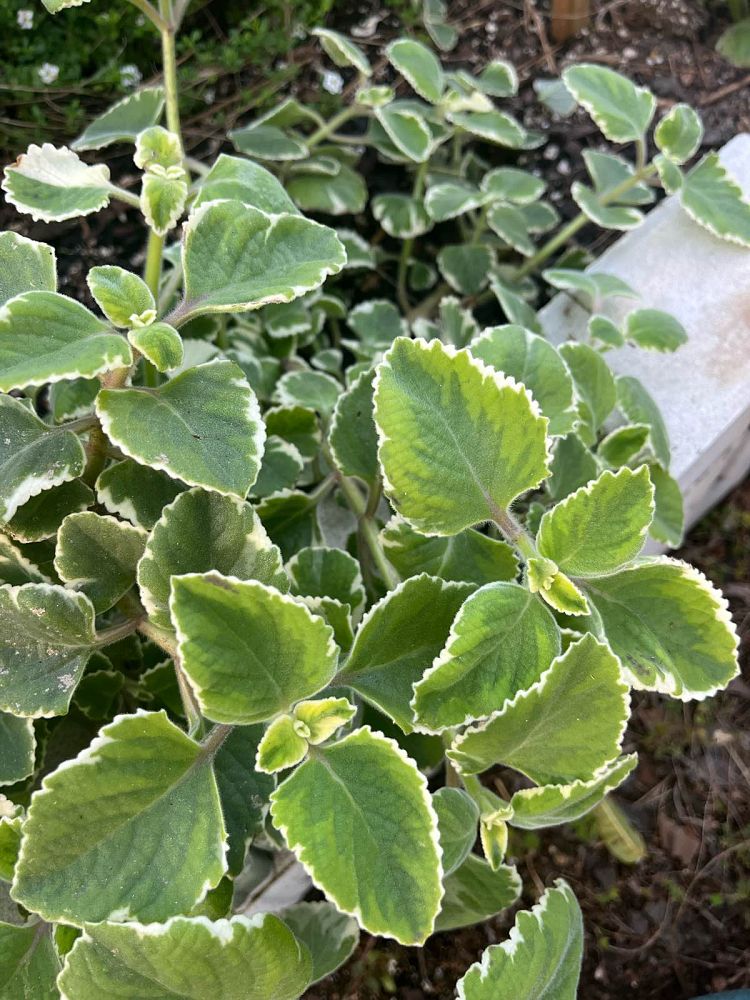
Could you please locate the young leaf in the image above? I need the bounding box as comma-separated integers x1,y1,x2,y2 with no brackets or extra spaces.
58,913,312,1000
86,265,155,328
193,154,298,215
257,715,309,774
616,374,670,467
328,367,379,489
625,308,688,352
140,170,188,236
537,466,654,577
0,582,96,718
0,713,35,785
12,710,226,924
654,103,703,164
562,63,655,142
374,338,549,535
2,144,114,222
0,395,86,523
583,558,739,698
448,634,629,780
456,880,583,1000
0,291,132,392
375,106,433,162
680,152,750,247
381,518,518,586
435,854,521,933
97,359,265,498
387,39,444,104
527,559,590,617
72,86,165,152
313,27,371,75
433,787,480,876
55,511,146,613
96,459,184,530
281,901,359,985
0,232,56,307
271,725,443,945
0,922,60,998
413,581,561,732
172,573,337,724
339,574,473,733
471,325,577,436
509,754,638,829
128,321,184,372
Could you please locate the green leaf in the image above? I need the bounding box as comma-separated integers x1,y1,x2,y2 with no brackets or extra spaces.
583,150,654,206
177,201,345,321
48,378,98,424
449,111,526,147
435,854,521,933
387,39,444,103
0,395,86,523
425,182,485,222
86,265,155,329
413,582,561,732
287,164,367,215
0,713,35,786
193,156,297,217
716,18,750,67
58,913,312,1000
489,276,541,332
571,182,643,230
141,170,188,236
372,193,431,238
616,374,670,466
55,511,146,613
256,489,321,561
625,308,687,352
471,325,577,436
648,463,684,547
340,574,472,733
2,144,113,222
97,359,264,498
559,341,616,435
381,518,518,586
449,634,629,780
437,245,493,295
527,559,590,617
482,168,545,205
588,314,625,348
0,921,60,1000
583,558,739,698
281,901,359,985
374,338,550,535
271,725,442,944
230,124,309,162
562,63,655,142
287,546,364,616
128,321,184,372
375,107,433,162
257,714,309,774
212,725,274,876
547,433,598,502
251,437,304,498
347,300,409,356
486,203,535,256
5,480,93,545
597,424,649,466
72,87,165,152
0,291,131,392
0,810,23,881
274,370,341,417
680,152,750,247
0,583,96,718
456,880,583,1000
95,459,184,530
328,367,379,488
537,466,654,577
12,710,226,924
509,754,638,829
433,787,479,876
654,103,703,164
313,27,371,74
172,573,337,724
654,153,684,194
533,77,577,116
0,232,56,307
0,535,47,585
477,59,518,96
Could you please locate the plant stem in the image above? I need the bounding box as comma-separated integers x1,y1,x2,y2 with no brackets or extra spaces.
330,462,399,590
307,106,361,148
126,0,169,32
138,619,178,658
491,507,538,561
95,617,142,647
200,723,233,757
397,161,429,314
143,230,165,301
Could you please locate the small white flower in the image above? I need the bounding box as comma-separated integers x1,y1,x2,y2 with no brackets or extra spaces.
17,9,33,29
203,86,216,106
322,69,344,95
120,64,142,89
37,63,59,85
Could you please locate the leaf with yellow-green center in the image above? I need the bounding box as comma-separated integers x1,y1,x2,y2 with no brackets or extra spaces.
271,725,443,945
256,715,309,774
172,573,338,725
537,466,654,578
12,710,226,925
293,697,356,744
128,321,183,372
527,558,590,616
86,265,155,328
374,338,549,536
448,634,629,780
141,169,188,236
413,581,561,733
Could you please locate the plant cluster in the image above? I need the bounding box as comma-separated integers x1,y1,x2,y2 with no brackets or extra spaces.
0,2,747,997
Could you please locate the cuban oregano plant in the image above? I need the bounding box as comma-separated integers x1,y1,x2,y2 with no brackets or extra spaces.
0,3,745,998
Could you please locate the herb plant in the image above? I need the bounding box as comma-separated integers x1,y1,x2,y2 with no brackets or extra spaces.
0,3,746,997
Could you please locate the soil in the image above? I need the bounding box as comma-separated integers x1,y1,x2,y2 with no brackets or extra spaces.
2,1,749,996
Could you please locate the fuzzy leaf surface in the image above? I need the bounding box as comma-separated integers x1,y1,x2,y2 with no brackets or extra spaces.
562,64,655,142
72,87,165,151
0,233,56,307
435,854,521,933
680,152,750,247
2,144,112,222
381,519,518,586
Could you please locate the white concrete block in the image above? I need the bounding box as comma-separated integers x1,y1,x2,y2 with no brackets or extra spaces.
539,134,750,540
